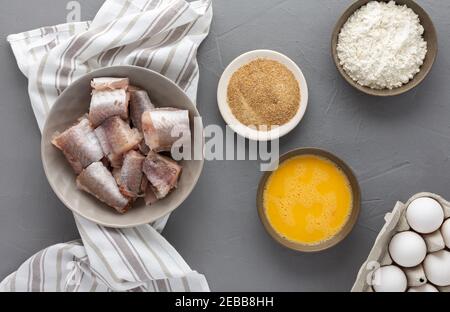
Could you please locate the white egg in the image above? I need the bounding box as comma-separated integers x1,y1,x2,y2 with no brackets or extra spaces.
408,284,439,292
406,197,444,234
423,250,450,286
442,219,450,248
372,265,407,292
389,231,427,268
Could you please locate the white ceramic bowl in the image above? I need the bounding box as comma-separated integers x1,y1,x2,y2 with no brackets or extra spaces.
217,50,308,141
42,66,204,228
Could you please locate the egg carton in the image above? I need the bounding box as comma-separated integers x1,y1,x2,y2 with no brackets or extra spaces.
352,192,450,292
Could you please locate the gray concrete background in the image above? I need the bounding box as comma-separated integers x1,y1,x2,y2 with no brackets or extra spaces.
1,0,450,291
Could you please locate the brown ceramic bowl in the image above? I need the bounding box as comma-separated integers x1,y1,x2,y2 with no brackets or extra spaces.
42,66,204,228
257,148,361,252
331,0,438,96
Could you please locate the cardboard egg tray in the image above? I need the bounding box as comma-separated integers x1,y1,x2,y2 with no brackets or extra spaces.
352,192,450,292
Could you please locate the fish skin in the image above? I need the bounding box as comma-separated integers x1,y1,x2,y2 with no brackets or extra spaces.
118,150,145,198
91,77,129,91
94,125,123,168
141,109,191,153
89,89,130,127
52,117,104,174
94,125,112,156
142,151,182,199
129,89,155,131
97,116,143,156
76,162,131,214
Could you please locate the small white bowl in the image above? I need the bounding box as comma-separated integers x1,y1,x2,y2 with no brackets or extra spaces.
217,50,308,141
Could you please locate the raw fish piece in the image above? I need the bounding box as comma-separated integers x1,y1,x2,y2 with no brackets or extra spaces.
76,162,131,213
115,166,152,202
52,117,104,174
142,151,182,199
129,89,155,131
89,89,130,127
97,116,143,156
94,126,123,168
91,77,129,91
108,153,124,168
140,176,148,194
141,109,191,152
144,185,159,206
94,125,113,156
117,150,145,198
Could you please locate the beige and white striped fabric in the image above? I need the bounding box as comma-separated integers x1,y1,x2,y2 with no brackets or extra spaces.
2,0,212,292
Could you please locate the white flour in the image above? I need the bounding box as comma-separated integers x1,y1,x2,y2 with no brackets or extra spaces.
337,1,427,90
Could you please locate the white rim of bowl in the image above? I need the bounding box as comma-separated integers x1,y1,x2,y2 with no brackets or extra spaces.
217,49,309,142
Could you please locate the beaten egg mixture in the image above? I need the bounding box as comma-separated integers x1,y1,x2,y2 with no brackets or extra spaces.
263,155,353,245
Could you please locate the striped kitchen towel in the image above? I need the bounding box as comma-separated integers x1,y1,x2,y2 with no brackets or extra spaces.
1,0,212,292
